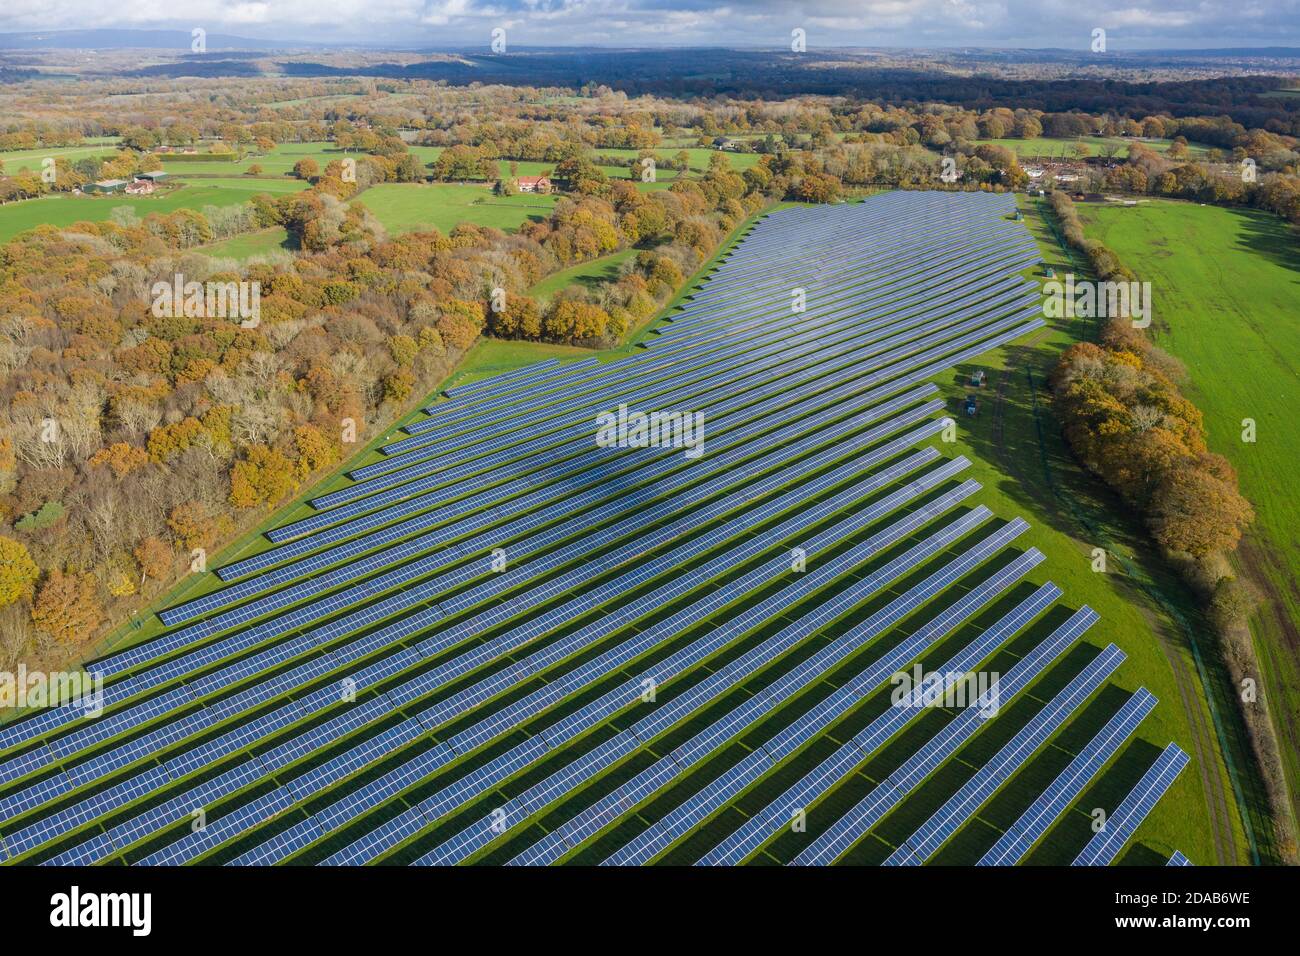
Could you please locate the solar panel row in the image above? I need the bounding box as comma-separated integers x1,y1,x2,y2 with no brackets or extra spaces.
977,689,1159,866
1072,744,1189,866
882,643,1127,866
789,606,1099,866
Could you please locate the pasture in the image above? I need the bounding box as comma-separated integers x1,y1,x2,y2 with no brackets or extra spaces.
1081,199,1300,832
0,181,307,244
359,183,558,235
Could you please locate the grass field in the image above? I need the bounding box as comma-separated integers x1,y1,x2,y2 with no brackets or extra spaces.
595,146,761,174
200,226,296,261
172,176,310,193
0,193,1255,868
0,138,122,174
1080,199,1300,836
0,182,307,243
159,141,358,177
987,136,1212,160
527,248,637,302
359,183,558,235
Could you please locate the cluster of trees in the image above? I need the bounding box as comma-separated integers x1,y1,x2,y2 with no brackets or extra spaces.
0,207,505,665
1047,194,1254,561
488,147,771,346
1079,140,1300,226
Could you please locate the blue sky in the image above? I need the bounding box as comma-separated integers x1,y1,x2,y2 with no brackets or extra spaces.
1,0,1296,50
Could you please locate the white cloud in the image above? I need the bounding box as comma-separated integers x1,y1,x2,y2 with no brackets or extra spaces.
0,0,1295,47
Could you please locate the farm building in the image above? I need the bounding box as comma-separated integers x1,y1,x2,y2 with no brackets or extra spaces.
124,180,154,195
517,176,552,194
136,170,168,182
83,179,128,194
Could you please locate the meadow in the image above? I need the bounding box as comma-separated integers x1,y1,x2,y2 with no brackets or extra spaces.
988,136,1212,160
359,183,559,235
159,141,355,176
0,138,122,174
1081,199,1300,835
527,248,637,303
199,226,296,261
0,180,308,243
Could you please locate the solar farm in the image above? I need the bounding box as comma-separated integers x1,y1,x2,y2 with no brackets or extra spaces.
0,191,1192,867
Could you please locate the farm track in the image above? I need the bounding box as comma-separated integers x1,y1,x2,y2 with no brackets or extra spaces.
990,351,1238,864
1237,538,1300,833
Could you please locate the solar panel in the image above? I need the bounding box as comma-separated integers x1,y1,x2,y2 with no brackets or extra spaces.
882,642,1126,866
977,689,1158,866
1,190,1062,867
789,606,1098,866
1072,744,1189,866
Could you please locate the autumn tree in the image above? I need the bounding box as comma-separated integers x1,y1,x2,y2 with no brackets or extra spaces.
230,445,298,508
0,536,40,608
134,536,174,583
31,570,104,645
1149,468,1254,557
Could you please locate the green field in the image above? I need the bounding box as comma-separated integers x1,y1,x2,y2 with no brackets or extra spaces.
0,138,122,174
359,183,558,235
596,146,760,174
0,182,306,243
173,176,310,194
527,248,636,303
199,226,296,261
1081,199,1300,834
987,136,1212,160
159,141,357,176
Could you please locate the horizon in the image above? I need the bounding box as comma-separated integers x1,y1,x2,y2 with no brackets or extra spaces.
1,1,1298,52
7,28,1300,54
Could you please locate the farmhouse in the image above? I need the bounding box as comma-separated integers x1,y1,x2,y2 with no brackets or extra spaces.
517,175,552,194
124,180,154,195
712,136,739,150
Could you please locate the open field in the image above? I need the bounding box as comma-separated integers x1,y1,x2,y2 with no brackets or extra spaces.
0,182,308,243
987,136,1212,160
172,176,311,193
199,226,296,261
359,182,558,235
595,146,761,173
1080,199,1300,835
527,248,637,303
0,138,122,173
159,141,358,176
0,191,1231,868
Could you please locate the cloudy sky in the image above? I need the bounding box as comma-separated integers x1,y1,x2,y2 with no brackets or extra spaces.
1,0,1296,50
